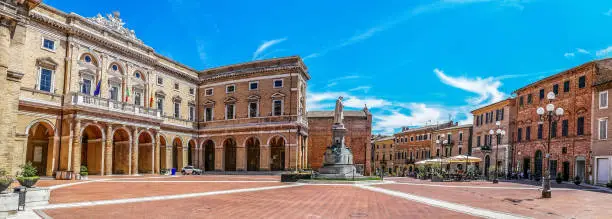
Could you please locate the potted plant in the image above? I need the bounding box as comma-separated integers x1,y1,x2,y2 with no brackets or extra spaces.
573,176,581,185
555,173,563,184
16,162,39,188
606,181,612,189
80,165,88,180
0,168,13,193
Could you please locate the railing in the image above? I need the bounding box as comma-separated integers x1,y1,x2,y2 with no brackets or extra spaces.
163,115,195,128
480,145,492,151
70,92,161,119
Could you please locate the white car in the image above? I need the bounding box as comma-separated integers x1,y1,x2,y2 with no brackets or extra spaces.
181,166,202,175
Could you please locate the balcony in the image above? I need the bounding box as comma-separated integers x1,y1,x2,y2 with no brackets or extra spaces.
480,145,492,151
70,92,161,120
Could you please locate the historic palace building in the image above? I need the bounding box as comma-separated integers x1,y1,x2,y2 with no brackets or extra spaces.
591,59,612,185
372,136,394,174
307,108,372,175
0,2,310,177
471,98,516,177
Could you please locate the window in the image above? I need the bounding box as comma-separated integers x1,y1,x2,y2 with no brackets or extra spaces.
134,92,141,106
249,102,258,118
84,55,92,63
537,124,543,139
410,136,414,141
111,64,118,71
476,116,480,126
174,102,180,118
156,98,164,114
578,76,586,88
249,81,259,90
436,149,440,157
551,121,557,138
272,100,283,116
174,83,180,90
204,107,213,121
526,126,531,140
110,86,119,101
553,84,559,95
563,81,570,92
600,119,608,140
527,94,533,104
135,72,141,79
81,78,92,95
500,108,505,120
519,96,524,106
477,136,481,147
273,79,283,88
205,88,213,96
577,117,585,136
226,84,235,93
189,105,195,121
39,68,53,92
459,147,462,155
189,88,195,95
225,104,235,120
517,128,523,142
157,76,163,85
562,120,569,137
539,89,545,100
42,38,55,51
600,91,608,109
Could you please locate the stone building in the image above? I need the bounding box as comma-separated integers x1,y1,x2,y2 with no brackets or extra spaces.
307,108,372,175
512,60,599,182
431,124,473,171
0,2,309,177
591,59,612,185
372,136,394,175
471,98,516,177
393,122,455,173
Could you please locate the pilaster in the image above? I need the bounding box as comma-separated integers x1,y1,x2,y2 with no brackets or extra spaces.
131,127,138,175
154,132,160,174
236,146,246,171
71,120,82,178
260,146,270,171
104,125,112,175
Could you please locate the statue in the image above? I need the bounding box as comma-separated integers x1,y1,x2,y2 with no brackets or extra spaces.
333,96,344,124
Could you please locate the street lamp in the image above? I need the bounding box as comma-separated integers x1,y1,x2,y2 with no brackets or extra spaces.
489,121,505,184
536,92,564,199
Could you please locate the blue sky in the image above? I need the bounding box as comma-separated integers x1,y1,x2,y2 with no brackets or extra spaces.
46,0,612,134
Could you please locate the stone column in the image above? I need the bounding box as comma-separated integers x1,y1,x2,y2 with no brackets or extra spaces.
236,146,246,171
215,147,223,171
181,142,187,170
197,145,204,169
132,128,138,175
104,125,113,175
71,120,82,178
45,135,60,176
100,131,106,176
260,145,270,171
155,132,160,174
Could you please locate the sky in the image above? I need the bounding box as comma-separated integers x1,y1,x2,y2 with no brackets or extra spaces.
46,0,612,135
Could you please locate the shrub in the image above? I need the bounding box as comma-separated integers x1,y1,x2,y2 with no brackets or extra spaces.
281,173,311,182
19,162,38,178
606,181,612,189
80,165,88,176
574,176,582,185
0,168,12,185
555,173,563,184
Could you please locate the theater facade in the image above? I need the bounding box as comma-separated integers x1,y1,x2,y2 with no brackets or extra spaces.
0,1,310,177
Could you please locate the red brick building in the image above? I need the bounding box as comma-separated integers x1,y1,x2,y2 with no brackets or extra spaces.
513,61,596,182
394,122,455,172
307,108,372,175
591,59,612,185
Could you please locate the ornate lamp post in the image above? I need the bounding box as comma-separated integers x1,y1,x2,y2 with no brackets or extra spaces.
489,121,506,184
536,92,564,199
435,138,448,174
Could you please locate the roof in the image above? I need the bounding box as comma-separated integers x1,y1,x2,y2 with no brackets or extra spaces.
436,124,473,132
513,58,612,94
594,59,612,87
307,110,368,118
395,121,455,135
470,98,515,114
373,136,395,143
200,56,310,80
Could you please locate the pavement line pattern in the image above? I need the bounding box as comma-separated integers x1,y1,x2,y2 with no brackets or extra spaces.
355,184,531,219
390,182,590,191
32,184,302,210
100,180,280,183
47,179,111,190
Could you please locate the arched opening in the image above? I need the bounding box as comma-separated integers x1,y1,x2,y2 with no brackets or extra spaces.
224,138,237,171
270,136,285,171
138,131,153,174
188,140,196,166
246,137,260,171
534,150,543,180
172,137,183,170
112,128,130,175
203,140,215,171
484,155,490,178
81,125,104,175
159,135,167,170
25,121,56,176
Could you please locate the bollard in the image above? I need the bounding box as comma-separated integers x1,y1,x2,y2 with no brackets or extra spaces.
15,186,26,211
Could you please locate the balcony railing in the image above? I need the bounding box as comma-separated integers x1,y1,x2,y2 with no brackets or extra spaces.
480,145,492,151
70,92,161,119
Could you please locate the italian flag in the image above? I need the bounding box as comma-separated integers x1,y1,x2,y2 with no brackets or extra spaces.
125,88,130,102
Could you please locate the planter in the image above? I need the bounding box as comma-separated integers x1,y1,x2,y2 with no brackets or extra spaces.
281,173,311,182
80,175,88,180
0,179,11,193
431,175,443,182
16,177,39,188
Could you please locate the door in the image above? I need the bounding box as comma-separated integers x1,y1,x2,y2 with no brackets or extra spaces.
576,160,586,181
597,158,610,184
549,160,557,179
563,161,570,181
534,151,543,180
523,158,530,179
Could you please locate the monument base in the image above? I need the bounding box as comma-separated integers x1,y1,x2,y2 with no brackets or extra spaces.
317,164,363,179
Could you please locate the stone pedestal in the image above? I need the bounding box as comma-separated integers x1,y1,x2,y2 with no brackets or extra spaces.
317,146,361,179
0,192,18,218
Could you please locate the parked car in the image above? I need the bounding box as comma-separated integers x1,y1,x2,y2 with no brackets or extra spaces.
181,166,202,175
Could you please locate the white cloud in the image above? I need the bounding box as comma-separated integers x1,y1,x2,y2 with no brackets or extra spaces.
196,40,208,65
564,52,575,58
326,82,337,88
605,9,612,16
349,86,371,93
252,38,287,60
306,91,389,111
303,53,319,60
434,68,506,105
596,46,612,57
577,48,590,54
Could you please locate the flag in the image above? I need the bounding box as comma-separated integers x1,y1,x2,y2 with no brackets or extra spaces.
125,87,130,102
92,80,101,96
149,92,154,107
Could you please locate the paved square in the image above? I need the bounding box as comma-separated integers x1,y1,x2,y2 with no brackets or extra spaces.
25,175,612,219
